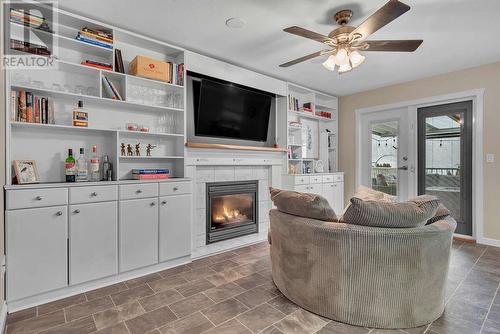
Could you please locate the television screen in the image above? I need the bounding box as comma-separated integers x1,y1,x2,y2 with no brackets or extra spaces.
193,77,272,142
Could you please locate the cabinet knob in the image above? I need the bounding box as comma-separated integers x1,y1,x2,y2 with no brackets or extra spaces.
56,211,63,216
173,187,178,191
91,192,98,196
150,202,156,206
35,196,42,200
161,200,167,205
74,209,80,214
136,190,143,194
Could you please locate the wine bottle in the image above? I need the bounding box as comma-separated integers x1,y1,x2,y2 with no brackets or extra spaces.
65,149,76,182
76,148,88,182
89,145,100,181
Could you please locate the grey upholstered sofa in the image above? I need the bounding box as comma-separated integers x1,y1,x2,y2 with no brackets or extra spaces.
269,209,456,329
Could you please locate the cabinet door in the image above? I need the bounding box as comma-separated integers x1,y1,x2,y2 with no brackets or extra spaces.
119,198,159,272
333,182,345,214
321,183,335,208
295,184,309,193
308,184,322,196
69,201,118,285
6,206,67,301
159,195,191,262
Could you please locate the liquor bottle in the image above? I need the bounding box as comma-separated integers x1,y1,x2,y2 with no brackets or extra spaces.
65,149,76,182
89,145,100,181
76,148,88,182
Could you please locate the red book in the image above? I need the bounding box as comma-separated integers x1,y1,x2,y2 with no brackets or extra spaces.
81,62,112,71
132,174,169,180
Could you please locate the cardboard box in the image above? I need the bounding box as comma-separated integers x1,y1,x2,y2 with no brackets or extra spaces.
128,55,171,82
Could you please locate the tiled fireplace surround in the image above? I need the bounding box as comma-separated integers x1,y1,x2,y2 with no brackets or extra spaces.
185,154,282,259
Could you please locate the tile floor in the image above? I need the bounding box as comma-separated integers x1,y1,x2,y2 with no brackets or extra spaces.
5,240,500,334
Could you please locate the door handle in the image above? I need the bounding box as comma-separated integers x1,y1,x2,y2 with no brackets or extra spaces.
150,202,156,206
398,166,408,171
161,200,167,205
73,209,80,214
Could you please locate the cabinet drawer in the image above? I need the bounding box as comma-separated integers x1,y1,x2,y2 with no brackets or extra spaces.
333,174,344,182
322,175,334,183
70,185,118,204
294,176,310,185
7,188,68,210
310,175,322,184
119,183,158,200
159,182,192,196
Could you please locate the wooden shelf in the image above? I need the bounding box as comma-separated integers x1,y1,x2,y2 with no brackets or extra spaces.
186,142,287,152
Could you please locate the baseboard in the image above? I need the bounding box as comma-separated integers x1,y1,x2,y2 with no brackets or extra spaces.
453,234,476,243
477,237,500,247
0,302,7,334
7,256,190,313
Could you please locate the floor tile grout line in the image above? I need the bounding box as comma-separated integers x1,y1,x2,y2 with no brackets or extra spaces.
479,280,500,334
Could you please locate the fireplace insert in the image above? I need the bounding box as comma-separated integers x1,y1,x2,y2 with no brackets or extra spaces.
206,180,258,244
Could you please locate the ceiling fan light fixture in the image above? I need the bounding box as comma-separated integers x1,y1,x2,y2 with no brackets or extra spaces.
322,55,336,71
349,50,365,68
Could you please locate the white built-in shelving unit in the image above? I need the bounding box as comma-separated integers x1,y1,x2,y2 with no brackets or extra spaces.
285,82,338,174
5,3,187,184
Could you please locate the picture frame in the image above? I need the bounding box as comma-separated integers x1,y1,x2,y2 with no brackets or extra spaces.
13,160,40,184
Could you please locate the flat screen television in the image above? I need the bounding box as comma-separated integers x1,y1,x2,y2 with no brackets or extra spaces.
191,72,273,142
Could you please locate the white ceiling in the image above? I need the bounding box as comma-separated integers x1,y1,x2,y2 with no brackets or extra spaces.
59,0,500,96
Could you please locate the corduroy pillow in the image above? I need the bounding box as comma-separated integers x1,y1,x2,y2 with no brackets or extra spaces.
269,187,337,222
426,203,451,225
354,185,396,203
341,195,440,228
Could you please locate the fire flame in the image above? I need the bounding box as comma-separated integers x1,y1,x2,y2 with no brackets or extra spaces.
214,205,244,222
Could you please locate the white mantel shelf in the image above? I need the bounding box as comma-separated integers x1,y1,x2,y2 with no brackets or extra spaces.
185,157,282,166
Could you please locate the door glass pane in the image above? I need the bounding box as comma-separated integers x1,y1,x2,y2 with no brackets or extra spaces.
424,114,461,221
371,120,398,196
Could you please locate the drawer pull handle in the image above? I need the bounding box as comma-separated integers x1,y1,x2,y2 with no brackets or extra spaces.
173,187,178,191
74,209,80,214
161,200,167,205
91,192,98,196
56,211,63,216
150,202,156,206
136,190,143,194
35,196,43,200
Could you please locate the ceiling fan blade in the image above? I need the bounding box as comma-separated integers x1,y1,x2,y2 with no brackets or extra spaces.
279,50,333,68
360,40,423,51
349,0,410,42
283,26,334,44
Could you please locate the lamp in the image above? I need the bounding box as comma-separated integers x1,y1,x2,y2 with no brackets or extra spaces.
349,50,365,68
334,48,348,65
322,55,336,71
338,62,352,73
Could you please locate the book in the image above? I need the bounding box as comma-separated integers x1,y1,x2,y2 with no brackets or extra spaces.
114,49,125,73
104,76,122,100
34,96,40,123
101,76,117,99
132,169,170,174
132,174,169,180
81,61,112,71
48,99,55,124
10,91,17,121
26,92,34,122
79,30,113,44
82,27,113,40
18,90,26,122
41,97,46,124
77,33,113,47
76,36,113,49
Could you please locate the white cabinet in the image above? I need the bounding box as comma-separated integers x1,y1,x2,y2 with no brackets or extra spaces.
6,206,68,300
119,198,159,272
69,201,118,285
159,195,191,262
282,173,345,215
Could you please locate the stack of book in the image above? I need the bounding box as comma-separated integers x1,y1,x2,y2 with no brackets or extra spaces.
132,169,170,180
102,76,123,100
10,39,51,56
288,94,300,111
10,8,51,32
76,27,113,49
81,60,112,71
10,90,55,124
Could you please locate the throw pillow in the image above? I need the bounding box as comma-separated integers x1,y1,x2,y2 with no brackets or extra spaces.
426,203,451,224
269,187,337,222
354,185,396,203
341,195,440,228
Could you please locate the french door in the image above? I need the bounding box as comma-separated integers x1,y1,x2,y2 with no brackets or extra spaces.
359,108,410,201
417,101,473,236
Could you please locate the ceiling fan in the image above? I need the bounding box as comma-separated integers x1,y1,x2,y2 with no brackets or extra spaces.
279,0,423,73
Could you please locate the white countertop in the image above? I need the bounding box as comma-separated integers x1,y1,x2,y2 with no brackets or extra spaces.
4,177,192,190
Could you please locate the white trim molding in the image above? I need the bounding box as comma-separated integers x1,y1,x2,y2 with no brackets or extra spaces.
355,89,488,244
0,302,7,334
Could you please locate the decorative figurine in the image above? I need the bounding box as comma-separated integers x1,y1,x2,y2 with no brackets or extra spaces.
126,144,133,156
120,143,126,156
135,143,141,156
146,144,156,156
